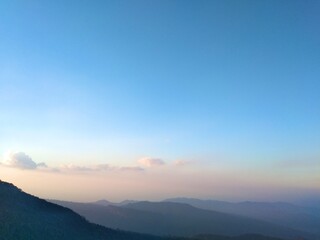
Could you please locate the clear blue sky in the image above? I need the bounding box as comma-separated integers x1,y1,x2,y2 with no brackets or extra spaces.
0,1,319,202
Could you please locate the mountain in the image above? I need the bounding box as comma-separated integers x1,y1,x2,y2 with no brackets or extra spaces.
0,180,293,240
92,199,137,206
119,200,138,205
50,199,313,239
164,198,320,235
0,180,164,240
92,199,114,206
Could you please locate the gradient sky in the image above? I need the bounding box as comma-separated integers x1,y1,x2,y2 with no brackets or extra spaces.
0,0,319,204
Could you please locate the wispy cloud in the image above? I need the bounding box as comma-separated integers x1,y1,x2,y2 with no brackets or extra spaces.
37,162,48,168
138,157,165,167
60,163,111,172
59,164,144,172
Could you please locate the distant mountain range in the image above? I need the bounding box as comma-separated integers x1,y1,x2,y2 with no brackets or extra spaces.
50,199,316,240
164,198,320,235
0,179,317,240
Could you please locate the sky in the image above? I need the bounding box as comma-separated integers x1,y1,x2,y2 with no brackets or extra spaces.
0,0,319,204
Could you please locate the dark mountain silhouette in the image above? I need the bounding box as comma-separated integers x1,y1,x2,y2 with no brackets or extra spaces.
50,199,314,239
0,180,164,240
165,198,320,235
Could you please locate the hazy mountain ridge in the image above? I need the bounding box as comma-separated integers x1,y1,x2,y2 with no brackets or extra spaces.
50,199,315,239
124,201,315,239
92,199,138,206
164,198,320,235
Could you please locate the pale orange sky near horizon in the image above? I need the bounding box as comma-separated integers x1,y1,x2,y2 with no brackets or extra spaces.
1,159,319,204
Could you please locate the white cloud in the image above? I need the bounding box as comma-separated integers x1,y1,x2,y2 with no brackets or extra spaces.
138,157,165,167
1,151,58,172
3,152,38,169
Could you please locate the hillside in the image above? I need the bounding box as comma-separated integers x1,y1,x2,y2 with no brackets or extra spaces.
0,180,163,240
